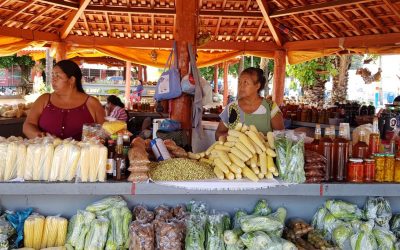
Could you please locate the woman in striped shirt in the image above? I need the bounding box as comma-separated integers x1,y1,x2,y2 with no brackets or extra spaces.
105,95,128,121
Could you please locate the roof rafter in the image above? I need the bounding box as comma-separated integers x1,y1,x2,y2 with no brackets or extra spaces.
82,13,91,36
382,0,400,21
59,0,91,39
39,10,71,31
0,0,36,26
313,11,342,37
0,0,12,8
215,17,222,37
235,18,245,40
128,13,132,37
270,0,375,18
256,0,283,47
357,3,388,33
104,12,112,37
245,0,252,11
333,7,363,36
21,5,53,29
0,25,59,41
292,15,321,39
254,20,264,41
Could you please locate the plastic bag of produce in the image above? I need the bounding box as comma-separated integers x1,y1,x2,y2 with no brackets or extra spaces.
86,196,127,213
312,207,327,231
0,142,9,181
252,200,271,216
391,214,400,238
121,207,132,246
84,217,109,250
185,213,207,250
240,216,283,233
24,214,45,250
322,212,346,236
40,216,68,248
0,234,9,250
274,131,305,183
132,205,155,223
372,227,396,250
365,197,392,229
233,210,247,229
325,200,363,221
155,205,173,221
106,207,125,249
269,235,297,250
66,210,95,248
154,219,186,250
0,215,15,238
332,224,353,250
205,212,229,250
240,231,271,250
6,208,33,248
350,228,378,250
129,221,154,250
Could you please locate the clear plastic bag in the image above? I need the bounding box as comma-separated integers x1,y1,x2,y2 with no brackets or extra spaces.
364,197,392,229
84,217,109,250
155,219,186,250
86,196,127,213
6,208,33,248
129,221,154,250
206,212,230,250
66,210,95,248
133,205,154,224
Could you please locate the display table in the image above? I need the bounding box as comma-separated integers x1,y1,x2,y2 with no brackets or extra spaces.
1,182,400,219
0,117,25,137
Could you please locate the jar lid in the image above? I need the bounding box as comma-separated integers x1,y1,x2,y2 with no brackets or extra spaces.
364,159,375,162
386,154,395,158
349,158,363,163
374,154,385,157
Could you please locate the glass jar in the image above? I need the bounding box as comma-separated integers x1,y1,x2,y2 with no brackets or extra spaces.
364,159,375,183
384,154,395,182
347,159,364,182
395,158,400,183
375,154,385,182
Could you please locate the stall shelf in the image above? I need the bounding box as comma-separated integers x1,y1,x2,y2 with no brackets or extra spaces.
82,84,156,97
0,117,25,137
1,183,400,220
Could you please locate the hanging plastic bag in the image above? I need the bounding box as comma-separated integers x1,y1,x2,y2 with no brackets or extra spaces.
5,208,33,248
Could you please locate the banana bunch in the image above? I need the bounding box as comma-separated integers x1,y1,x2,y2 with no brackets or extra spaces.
188,123,278,182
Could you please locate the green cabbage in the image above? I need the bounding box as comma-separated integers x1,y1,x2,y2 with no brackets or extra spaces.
106,207,124,250
240,216,283,233
325,200,363,221
206,213,228,250
312,207,328,230
84,217,110,250
372,227,396,250
240,231,271,250
233,210,247,229
332,225,353,249
365,197,392,229
67,210,95,248
86,196,127,213
350,229,378,250
322,212,345,235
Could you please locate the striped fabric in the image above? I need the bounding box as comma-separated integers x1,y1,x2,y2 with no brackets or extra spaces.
110,106,128,121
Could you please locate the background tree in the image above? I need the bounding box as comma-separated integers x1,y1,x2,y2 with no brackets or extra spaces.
286,57,337,105
331,54,352,103
0,54,35,86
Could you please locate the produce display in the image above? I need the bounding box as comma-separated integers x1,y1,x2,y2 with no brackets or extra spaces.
304,150,327,183
188,123,279,182
0,103,32,118
0,136,107,182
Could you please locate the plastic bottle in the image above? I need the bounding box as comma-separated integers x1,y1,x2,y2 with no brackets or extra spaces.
114,134,126,180
319,127,334,181
369,117,380,156
106,139,116,180
333,125,350,181
353,130,370,159
309,124,321,153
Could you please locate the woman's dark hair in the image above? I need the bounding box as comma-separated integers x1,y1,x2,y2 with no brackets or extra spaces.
240,67,266,93
55,60,85,93
107,95,125,108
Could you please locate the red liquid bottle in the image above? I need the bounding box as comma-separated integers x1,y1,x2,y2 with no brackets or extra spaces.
353,130,369,159
319,127,335,181
333,125,350,181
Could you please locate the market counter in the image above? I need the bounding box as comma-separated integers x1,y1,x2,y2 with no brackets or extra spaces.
0,117,25,137
2,182,400,219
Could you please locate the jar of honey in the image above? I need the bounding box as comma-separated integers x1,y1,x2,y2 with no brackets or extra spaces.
364,159,375,183
374,154,385,182
347,159,364,182
395,158,400,183
384,154,395,182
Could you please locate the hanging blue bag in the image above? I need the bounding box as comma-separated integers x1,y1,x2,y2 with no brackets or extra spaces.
154,41,182,101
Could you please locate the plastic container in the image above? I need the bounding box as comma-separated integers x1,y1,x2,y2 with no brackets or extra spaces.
347,159,364,183
364,159,375,183
384,154,395,182
375,154,385,182
151,138,171,161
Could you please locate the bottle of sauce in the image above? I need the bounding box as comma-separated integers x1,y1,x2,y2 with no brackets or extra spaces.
333,125,350,181
114,134,126,180
319,127,334,181
329,125,336,140
353,130,369,159
106,139,116,180
123,134,131,167
309,124,322,153
369,117,380,156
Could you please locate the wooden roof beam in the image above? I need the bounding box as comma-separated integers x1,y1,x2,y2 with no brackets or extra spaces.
59,0,91,39
333,8,363,36
0,0,36,26
85,5,175,15
21,6,53,29
200,10,262,18
40,10,71,31
270,0,375,18
37,0,78,9
0,26,59,41
284,32,400,50
215,17,222,37
82,13,91,35
254,20,264,40
382,0,400,21
104,12,112,37
256,0,283,47
292,15,320,39
313,11,342,37
0,0,12,8
357,3,388,33
235,18,245,40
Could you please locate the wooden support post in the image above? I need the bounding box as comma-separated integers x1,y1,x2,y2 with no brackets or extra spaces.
170,0,198,131
125,61,132,109
213,64,219,93
143,66,147,83
138,65,143,81
272,50,286,105
223,61,229,106
54,42,67,62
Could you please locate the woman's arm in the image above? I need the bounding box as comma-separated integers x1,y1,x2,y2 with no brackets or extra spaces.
215,121,229,141
88,96,106,124
271,112,285,131
23,94,48,138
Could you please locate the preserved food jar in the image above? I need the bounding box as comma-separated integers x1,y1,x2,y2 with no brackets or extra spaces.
347,159,364,182
375,154,385,182
395,158,400,183
369,117,380,156
353,130,369,159
384,154,395,182
364,159,375,183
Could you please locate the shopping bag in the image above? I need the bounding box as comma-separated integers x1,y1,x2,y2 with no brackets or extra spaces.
154,41,182,101
181,63,196,95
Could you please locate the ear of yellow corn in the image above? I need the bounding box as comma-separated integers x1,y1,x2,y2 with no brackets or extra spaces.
97,146,108,182
89,145,100,182
24,214,45,250
4,142,17,181
46,217,58,247
55,217,68,246
66,144,81,181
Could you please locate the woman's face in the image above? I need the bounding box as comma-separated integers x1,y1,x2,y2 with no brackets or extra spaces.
51,66,74,92
238,73,260,99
